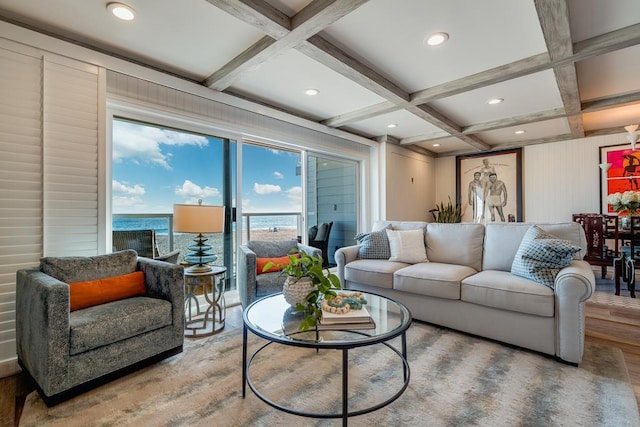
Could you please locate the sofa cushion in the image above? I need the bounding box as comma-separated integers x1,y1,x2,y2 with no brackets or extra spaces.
69,271,147,311
40,250,138,284
511,225,581,288
255,271,287,297
386,228,428,263
69,296,172,355
394,262,477,300
372,220,428,232
247,239,298,258
483,222,586,272
426,223,484,271
344,259,408,289
355,227,391,259
461,270,555,317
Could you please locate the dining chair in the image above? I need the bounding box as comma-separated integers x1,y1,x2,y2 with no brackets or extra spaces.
572,213,619,280
616,215,639,298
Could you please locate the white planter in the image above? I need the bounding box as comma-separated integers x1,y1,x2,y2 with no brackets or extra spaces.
282,276,315,307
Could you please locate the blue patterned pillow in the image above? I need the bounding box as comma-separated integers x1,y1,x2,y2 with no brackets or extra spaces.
511,225,581,288
355,228,391,259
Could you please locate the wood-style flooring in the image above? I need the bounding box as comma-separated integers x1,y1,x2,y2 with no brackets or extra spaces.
2,286,639,426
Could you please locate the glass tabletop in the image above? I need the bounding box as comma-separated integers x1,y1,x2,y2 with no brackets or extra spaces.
243,291,412,349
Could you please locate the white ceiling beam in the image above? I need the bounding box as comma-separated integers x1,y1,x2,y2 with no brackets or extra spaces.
205,0,370,90
534,0,584,138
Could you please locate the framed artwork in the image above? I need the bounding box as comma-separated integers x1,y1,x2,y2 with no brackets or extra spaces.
599,144,640,213
456,148,523,223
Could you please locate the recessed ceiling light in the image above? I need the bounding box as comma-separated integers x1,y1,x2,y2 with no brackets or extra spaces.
387,124,398,129
514,130,526,135
107,2,135,21
424,32,449,46
487,98,504,105
304,88,319,96
432,143,441,147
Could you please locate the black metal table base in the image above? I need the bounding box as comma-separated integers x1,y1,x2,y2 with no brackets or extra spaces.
242,325,410,426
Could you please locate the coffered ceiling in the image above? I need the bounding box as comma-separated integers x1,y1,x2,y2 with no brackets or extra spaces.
1,0,639,156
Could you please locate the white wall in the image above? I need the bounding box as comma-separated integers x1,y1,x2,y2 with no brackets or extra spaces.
435,133,629,223
384,143,435,221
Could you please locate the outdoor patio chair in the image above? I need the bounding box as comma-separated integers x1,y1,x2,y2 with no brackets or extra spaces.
113,229,180,263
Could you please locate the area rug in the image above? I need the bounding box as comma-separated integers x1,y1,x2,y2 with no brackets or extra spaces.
20,322,640,427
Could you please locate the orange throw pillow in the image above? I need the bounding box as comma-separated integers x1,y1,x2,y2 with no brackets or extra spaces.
69,271,146,311
256,253,300,275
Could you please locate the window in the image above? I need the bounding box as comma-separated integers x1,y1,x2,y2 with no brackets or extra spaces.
111,118,236,286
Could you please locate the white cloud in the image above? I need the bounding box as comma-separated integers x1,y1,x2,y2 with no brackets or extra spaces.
175,180,220,201
286,186,302,206
254,183,281,194
113,195,144,209
112,180,145,196
112,121,208,170
273,171,284,179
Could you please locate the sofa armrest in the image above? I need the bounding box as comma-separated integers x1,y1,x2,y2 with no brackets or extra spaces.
16,269,70,395
297,243,322,260
238,245,258,308
554,260,596,364
137,258,185,335
335,245,360,286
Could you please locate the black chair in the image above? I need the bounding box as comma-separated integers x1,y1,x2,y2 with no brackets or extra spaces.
616,215,639,298
309,221,333,267
113,229,180,263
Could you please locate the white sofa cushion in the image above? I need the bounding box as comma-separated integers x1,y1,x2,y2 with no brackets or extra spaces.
387,228,428,263
461,270,555,317
394,262,477,300
344,259,408,289
426,223,484,271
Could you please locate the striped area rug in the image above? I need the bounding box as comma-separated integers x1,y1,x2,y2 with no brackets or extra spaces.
20,322,640,427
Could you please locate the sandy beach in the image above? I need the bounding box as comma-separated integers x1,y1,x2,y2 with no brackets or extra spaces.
156,227,299,264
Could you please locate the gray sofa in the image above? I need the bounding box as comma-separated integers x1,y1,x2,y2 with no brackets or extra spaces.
335,221,596,365
16,250,185,405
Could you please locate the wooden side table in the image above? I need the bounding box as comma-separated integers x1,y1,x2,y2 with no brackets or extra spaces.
184,266,226,337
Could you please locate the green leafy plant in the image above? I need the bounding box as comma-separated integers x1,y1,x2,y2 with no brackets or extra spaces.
429,196,463,223
264,250,341,330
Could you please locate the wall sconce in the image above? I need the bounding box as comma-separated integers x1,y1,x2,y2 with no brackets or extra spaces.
625,124,639,151
599,163,612,173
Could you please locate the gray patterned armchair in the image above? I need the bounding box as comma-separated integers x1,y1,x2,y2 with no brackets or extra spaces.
237,239,321,308
16,250,184,406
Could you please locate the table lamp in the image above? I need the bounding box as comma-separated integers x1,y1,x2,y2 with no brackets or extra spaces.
173,200,225,273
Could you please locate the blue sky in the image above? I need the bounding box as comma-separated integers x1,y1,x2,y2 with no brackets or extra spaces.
112,119,302,213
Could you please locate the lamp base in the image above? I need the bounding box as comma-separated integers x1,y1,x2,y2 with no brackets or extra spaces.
186,263,213,274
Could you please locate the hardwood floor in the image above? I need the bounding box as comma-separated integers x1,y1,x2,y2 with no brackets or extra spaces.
2,293,639,426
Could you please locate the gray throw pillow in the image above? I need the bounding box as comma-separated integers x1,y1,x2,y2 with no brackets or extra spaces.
511,225,581,289
354,227,391,259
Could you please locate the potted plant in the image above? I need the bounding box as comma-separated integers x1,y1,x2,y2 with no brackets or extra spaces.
429,196,463,223
264,250,341,330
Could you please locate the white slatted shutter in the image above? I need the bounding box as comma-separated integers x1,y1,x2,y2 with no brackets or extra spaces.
0,46,42,374
43,57,99,256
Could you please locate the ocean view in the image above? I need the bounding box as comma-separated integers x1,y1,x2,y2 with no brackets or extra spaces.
113,214,299,234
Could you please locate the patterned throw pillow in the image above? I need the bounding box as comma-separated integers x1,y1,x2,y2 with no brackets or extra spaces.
354,227,391,259
511,225,581,289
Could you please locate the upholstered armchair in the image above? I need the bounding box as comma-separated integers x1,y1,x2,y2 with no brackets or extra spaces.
238,239,321,308
16,250,185,406
112,229,180,263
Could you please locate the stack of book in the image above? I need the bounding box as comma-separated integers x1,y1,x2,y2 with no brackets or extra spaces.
318,305,375,330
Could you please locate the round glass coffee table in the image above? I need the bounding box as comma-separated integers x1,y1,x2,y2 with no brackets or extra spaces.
242,291,412,426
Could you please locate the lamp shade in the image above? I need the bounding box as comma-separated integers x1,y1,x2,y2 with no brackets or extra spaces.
173,204,225,234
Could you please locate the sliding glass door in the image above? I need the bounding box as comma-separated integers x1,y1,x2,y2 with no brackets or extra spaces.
307,155,358,266
111,117,236,286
